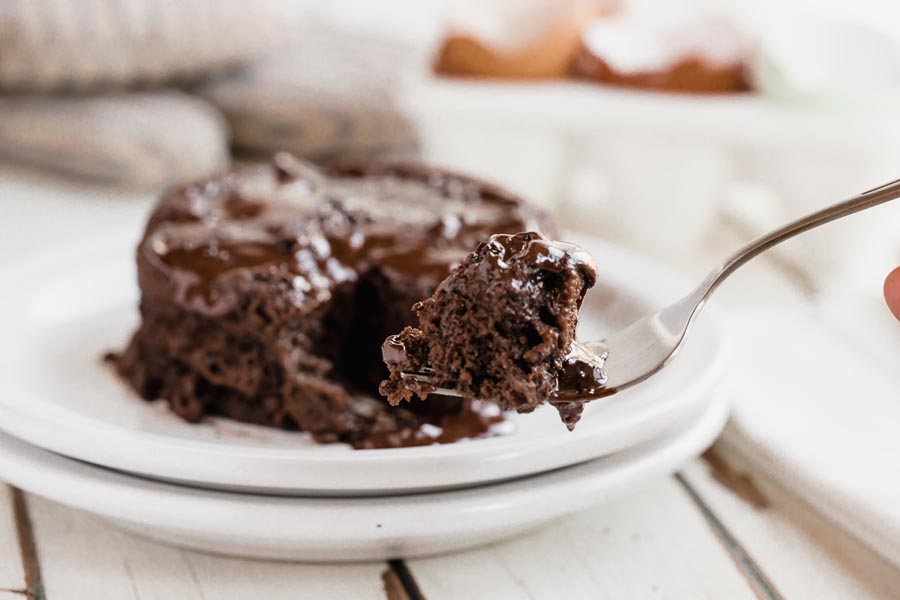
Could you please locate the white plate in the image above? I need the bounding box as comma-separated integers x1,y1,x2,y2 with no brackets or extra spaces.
0,390,730,561
0,231,725,495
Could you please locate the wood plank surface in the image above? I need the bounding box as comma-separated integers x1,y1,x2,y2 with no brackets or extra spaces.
26,495,386,600
687,456,900,600
406,477,759,600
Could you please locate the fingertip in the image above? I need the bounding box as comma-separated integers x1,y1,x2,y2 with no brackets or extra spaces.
884,266,900,321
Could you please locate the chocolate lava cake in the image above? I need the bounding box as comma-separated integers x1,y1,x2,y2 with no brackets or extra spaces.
109,153,554,448
380,231,600,429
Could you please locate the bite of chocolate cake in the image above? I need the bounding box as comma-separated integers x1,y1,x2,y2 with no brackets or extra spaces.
379,231,600,429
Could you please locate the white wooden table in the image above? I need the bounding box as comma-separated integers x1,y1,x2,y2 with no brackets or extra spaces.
1,460,899,600
3,166,900,599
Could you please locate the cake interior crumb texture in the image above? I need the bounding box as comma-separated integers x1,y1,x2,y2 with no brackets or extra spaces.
108,154,555,448
380,231,598,429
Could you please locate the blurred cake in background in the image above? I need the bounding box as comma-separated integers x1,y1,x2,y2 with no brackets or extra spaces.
572,11,749,93
434,0,614,79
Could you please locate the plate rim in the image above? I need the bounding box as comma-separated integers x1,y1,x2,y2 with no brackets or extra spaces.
0,391,731,560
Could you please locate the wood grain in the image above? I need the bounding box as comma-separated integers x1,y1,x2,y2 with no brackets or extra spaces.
0,487,25,594
26,495,385,600
10,490,41,600
407,477,758,600
684,460,900,600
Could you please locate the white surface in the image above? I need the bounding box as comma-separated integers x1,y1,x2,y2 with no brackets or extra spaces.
723,304,900,568
0,230,725,495
405,77,900,281
581,12,745,73
0,390,729,561
442,0,582,53
28,494,386,600
15,458,900,599
683,462,900,600
754,15,900,104
409,475,758,600
406,77,900,167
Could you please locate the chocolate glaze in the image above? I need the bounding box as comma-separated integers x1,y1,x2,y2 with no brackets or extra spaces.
480,231,597,280
552,343,609,400
143,159,549,317
381,334,409,365
111,154,555,447
224,196,265,219
549,342,611,430
352,399,505,449
159,241,291,308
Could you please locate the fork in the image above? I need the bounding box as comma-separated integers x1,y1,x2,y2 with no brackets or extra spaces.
404,177,900,401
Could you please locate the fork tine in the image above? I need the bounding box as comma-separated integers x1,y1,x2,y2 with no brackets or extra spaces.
399,371,463,397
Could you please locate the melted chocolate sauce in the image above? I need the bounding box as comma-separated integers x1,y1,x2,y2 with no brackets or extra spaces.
381,334,408,365
553,346,609,400
486,231,594,271
152,163,545,316
476,232,598,290
160,241,292,307
550,343,613,429
352,399,506,449
224,196,265,219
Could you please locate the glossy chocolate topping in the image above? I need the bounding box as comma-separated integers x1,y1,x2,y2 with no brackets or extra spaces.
381,334,411,366
553,353,609,399
113,154,555,447
549,342,611,429
475,231,597,283
353,399,507,449
141,158,547,317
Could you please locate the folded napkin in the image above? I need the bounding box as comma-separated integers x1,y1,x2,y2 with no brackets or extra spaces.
719,302,900,567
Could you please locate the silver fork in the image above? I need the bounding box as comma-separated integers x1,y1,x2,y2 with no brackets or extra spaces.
404,177,900,400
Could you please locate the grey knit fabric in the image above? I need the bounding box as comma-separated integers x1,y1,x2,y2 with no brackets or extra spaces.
0,92,229,187
0,0,287,91
195,26,420,161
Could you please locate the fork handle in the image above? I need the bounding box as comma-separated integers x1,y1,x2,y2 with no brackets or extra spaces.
697,177,900,301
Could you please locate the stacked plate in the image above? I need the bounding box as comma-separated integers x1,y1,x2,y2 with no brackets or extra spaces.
0,232,728,561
